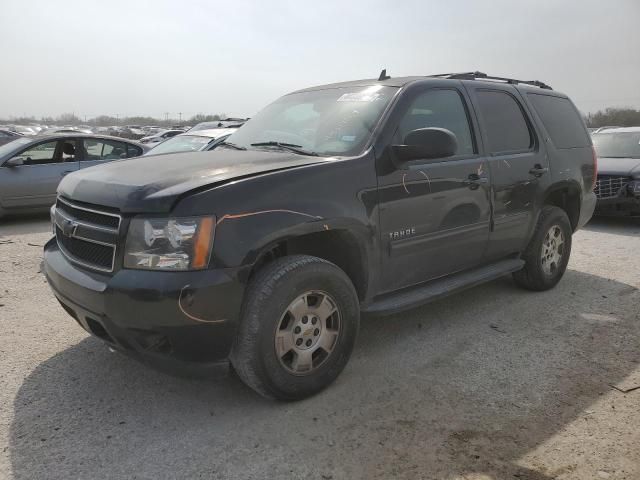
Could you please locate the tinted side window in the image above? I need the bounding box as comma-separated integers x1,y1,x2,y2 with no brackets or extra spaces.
476,90,533,154
82,139,127,160
396,89,476,155
126,144,142,157
528,94,589,149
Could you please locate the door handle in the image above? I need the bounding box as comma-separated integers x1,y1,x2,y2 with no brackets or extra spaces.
529,164,549,177
463,173,488,188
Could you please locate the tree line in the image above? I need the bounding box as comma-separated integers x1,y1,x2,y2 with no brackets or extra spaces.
584,108,640,128
4,107,640,129
0,113,228,127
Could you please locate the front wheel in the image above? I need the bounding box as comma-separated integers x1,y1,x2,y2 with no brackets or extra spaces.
513,205,572,291
231,255,359,400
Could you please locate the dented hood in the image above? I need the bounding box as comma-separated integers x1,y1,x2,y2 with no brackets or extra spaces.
58,149,325,212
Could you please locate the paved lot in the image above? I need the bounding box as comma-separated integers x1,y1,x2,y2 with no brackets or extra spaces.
0,215,639,480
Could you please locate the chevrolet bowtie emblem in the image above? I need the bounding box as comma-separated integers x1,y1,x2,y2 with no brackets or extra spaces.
61,219,78,237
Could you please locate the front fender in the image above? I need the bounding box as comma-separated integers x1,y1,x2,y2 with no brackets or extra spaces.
171,153,380,271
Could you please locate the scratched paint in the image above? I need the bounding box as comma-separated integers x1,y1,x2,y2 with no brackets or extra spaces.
178,285,226,323
402,174,409,194
419,170,432,192
216,209,323,226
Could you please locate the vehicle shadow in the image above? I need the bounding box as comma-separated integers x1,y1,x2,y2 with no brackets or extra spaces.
8,269,640,479
0,213,51,236
583,215,640,238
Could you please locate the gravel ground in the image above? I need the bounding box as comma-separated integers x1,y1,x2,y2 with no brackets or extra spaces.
0,215,639,480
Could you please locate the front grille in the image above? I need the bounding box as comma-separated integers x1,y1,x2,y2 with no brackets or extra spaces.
54,197,121,272
594,175,630,199
56,198,120,229
56,226,115,270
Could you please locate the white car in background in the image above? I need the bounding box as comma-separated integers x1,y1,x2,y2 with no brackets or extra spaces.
144,128,238,156
10,125,37,136
138,129,184,147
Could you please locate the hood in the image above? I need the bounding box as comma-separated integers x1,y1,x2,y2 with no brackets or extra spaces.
597,157,640,177
58,149,326,212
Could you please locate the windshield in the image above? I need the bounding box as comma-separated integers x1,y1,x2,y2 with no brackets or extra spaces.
0,137,32,159
593,132,640,158
226,85,397,156
148,135,214,155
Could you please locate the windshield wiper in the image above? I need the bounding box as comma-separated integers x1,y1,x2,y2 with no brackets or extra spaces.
250,141,318,156
217,141,247,150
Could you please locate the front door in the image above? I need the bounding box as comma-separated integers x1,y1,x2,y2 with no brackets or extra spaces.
376,84,491,293
0,139,78,210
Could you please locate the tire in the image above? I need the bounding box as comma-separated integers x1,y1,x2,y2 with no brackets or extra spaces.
513,205,572,291
230,255,360,400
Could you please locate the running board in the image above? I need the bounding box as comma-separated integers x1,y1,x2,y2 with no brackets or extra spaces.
363,258,525,315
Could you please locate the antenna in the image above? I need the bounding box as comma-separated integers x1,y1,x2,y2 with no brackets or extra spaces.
378,69,390,81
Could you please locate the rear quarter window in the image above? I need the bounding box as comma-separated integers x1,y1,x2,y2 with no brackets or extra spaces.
127,144,143,157
527,94,590,149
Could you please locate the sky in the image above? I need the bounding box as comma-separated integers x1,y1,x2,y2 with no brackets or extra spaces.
1,0,639,120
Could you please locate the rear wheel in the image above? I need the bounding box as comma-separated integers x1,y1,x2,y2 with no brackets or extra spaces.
513,205,572,291
231,255,359,400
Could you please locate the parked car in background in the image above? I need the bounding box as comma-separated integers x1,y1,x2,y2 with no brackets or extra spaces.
9,125,37,136
116,126,146,140
592,127,640,217
143,127,164,136
0,134,147,218
138,129,184,146
144,128,239,156
27,125,44,134
41,128,87,135
0,129,23,146
593,126,621,134
189,118,247,132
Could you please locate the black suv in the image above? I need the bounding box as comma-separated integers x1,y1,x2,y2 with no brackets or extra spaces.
44,71,596,400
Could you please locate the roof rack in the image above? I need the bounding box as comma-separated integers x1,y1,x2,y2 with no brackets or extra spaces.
428,71,552,90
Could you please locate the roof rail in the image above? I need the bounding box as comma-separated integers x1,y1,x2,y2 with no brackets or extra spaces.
428,71,552,90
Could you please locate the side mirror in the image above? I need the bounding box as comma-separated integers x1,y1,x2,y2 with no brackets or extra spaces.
119,153,127,159
391,128,458,167
5,157,25,167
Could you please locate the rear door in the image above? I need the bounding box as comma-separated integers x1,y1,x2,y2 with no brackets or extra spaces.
464,84,550,260
0,138,79,209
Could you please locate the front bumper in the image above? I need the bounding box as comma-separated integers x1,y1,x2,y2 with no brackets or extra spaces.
595,192,640,217
43,237,246,373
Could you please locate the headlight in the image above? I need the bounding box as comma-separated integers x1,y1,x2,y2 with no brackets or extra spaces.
124,216,215,270
629,180,640,196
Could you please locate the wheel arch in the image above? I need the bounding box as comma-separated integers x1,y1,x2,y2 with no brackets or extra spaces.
541,180,583,231
245,225,371,302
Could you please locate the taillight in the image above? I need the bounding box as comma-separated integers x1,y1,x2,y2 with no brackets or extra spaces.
591,146,598,191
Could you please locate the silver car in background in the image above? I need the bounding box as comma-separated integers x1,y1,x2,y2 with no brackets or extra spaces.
144,127,238,156
0,135,147,218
